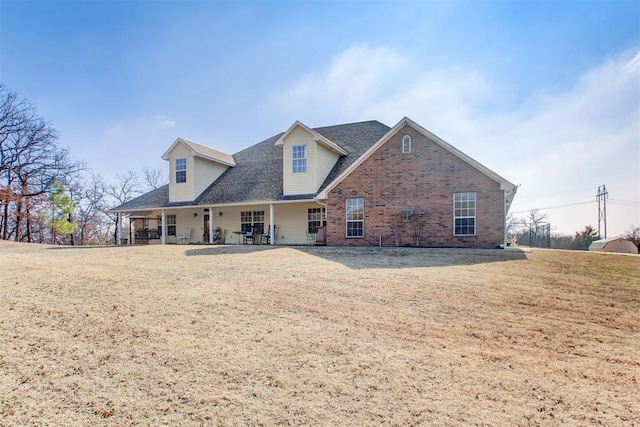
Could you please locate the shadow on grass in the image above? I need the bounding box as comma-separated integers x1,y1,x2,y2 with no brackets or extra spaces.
184,244,528,269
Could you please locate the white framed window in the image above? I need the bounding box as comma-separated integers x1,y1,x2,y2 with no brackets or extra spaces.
454,192,476,236
346,198,364,238
166,215,177,236
308,207,326,233
241,211,265,233
175,158,187,183
292,145,307,173
402,135,411,153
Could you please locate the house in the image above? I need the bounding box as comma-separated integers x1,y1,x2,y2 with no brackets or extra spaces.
111,117,517,248
588,238,638,254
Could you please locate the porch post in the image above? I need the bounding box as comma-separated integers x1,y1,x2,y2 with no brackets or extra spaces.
269,203,275,245
161,209,166,245
117,212,123,245
209,206,214,243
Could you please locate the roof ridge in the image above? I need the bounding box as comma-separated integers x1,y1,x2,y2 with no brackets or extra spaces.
312,119,388,131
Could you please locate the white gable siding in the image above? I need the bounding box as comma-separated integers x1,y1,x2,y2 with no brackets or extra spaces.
283,127,318,195
168,144,195,202
315,144,340,190
193,157,228,198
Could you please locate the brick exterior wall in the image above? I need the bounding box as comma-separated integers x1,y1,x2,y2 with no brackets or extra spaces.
325,124,506,248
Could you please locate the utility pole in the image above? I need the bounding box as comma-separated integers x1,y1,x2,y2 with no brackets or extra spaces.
596,185,608,239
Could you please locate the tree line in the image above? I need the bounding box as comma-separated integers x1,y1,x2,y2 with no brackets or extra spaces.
508,208,640,251
0,84,166,245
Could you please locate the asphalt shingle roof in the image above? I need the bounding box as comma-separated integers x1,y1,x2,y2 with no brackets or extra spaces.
112,120,390,211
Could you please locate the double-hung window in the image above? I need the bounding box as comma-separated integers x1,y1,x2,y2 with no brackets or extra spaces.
454,192,476,236
307,208,326,234
292,145,307,173
346,198,364,238
175,158,187,183
166,215,177,236
241,211,265,234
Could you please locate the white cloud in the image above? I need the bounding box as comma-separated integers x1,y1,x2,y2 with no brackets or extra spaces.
272,44,409,123
271,46,640,235
153,115,176,129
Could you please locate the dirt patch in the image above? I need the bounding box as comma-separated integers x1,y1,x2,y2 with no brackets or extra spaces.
1,241,638,426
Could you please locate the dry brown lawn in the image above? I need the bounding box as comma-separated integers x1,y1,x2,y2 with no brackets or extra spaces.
0,241,638,426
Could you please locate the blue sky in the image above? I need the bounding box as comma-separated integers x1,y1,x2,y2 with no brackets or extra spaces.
1,0,638,236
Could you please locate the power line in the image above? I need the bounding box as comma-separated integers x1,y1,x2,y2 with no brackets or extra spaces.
511,198,639,214
511,200,595,214
609,199,640,207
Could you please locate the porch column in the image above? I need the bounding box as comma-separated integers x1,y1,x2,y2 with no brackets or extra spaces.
117,212,123,245
161,209,166,245
208,206,214,244
269,204,275,245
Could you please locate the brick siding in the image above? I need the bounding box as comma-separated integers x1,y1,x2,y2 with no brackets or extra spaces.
326,125,506,248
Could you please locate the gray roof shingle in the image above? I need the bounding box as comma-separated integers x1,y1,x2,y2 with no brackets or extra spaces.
112,120,390,211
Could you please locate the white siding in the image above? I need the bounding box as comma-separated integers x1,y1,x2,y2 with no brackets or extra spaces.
194,157,228,198
271,204,312,244
168,144,195,202
283,127,317,195
316,144,340,189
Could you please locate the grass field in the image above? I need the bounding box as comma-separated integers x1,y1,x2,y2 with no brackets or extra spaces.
0,241,638,426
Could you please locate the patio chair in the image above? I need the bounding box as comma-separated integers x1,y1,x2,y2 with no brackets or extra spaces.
177,228,191,244
261,224,275,244
306,231,316,245
243,225,255,244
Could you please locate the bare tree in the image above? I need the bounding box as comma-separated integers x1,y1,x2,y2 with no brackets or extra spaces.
527,208,547,228
621,225,640,251
143,167,167,191
105,171,142,244
391,213,403,247
0,84,81,242
65,172,111,245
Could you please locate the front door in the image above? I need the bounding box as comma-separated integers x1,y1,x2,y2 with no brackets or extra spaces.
203,214,210,243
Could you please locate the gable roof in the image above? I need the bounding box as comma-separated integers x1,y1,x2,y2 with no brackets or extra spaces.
161,137,236,167
112,118,516,212
196,120,390,205
274,121,348,155
317,116,517,199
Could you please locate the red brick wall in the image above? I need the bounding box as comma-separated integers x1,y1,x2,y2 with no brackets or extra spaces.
326,125,506,248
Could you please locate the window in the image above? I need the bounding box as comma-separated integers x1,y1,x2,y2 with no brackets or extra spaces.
454,193,476,236
292,145,307,173
308,208,326,233
142,218,149,229
167,215,177,236
402,135,411,153
241,211,265,233
175,158,187,183
346,198,364,238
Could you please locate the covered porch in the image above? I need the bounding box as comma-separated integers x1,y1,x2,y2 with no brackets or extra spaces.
114,200,326,246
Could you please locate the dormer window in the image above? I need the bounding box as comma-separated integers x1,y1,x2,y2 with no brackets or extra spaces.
175,158,187,183
402,135,411,153
292,145,307,173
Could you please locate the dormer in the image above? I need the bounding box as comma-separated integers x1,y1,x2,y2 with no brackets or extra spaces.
161,138,235,203
275,121,347,195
